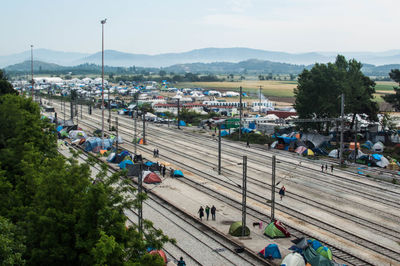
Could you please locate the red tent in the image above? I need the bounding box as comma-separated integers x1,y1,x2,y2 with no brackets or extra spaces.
143,172,162,184
149,249,167,264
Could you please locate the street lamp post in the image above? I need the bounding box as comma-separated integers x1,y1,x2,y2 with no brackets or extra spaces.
101,19,107,148
30,45,34,100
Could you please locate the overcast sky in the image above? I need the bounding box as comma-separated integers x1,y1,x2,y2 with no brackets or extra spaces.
2,0,399,55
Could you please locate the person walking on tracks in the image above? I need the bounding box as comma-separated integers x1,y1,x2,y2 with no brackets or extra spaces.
321,164,324,172
162,165,166,177
331,164,334,173
325,164,328,172
211,205,216,220
279,185,286,200
177,257,186,266
205,205,210,220
156,148,159,158
198,206,204,220
153,148,156,158
246,138,250,148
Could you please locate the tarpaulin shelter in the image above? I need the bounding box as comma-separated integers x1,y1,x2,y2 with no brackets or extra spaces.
173,170,184,177
281,252,305,266
292,237,309,249
241,128,253,134
301,133,331,149
258,244,281,259
143,172,162,184
119,160,134,169
114,151,131,164
229,221,250,237
144,161,154,166
278,136,298,144
221,130,230,137
264,220,290,238
376,156,389,168
312,147,328,156
126,164,141,177
178,120,186,126
85,137,113,152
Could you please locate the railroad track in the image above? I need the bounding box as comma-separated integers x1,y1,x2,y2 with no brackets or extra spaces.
54,101,400,265
62,141,267,265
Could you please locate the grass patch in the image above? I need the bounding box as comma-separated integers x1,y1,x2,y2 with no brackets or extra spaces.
375,81,397,91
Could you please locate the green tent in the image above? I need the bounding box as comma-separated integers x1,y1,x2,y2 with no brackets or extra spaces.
229,221,250,237
264,222,285,238
304,247,333,266
316,246,333,260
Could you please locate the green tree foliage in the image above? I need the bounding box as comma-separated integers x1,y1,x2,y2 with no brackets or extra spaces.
0,95,172,265
383,69,400,111
294,55,378,132
0,70,17,96
0,216,26,265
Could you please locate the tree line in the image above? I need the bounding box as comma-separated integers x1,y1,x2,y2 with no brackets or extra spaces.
0,70,172,265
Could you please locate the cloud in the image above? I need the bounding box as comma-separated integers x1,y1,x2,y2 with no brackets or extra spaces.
226,0,253,13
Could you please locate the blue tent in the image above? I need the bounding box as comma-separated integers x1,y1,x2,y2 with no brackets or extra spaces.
258,244,281,259
119,150,130,158
249,122,256,129
361,140,373,149
173,170,184,177
372,154,382,160
179,120,186,126
144,161,154,166
221,130,230,137
308,239,323,251
85,137,113,152
56,125,63,132
119,160,134,169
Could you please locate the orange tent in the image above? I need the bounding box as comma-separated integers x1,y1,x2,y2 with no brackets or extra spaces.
149,250,167,264
349,142,360,150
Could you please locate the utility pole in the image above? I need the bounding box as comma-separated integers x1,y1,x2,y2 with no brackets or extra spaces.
177,98,181,129
339,93,345,166
259,85,262,115
101,18,107,148
30,45,34,100
354,117,358,163
142,112,146,144
116,117,119,152
80,99,82,119
271,155,276,222
134,108,137,154
108,85,111,130
241,155,247,236
138,163,143,235
239,86,242,140
218,124,221,175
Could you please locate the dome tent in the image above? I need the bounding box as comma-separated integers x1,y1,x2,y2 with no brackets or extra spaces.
264,220,291,238
304,247,333,266
372,141,384,152
143,172,162,184
173,169,184,177
228,221,250,237
258,244,281,259
149,249,167,264
281,252,305,266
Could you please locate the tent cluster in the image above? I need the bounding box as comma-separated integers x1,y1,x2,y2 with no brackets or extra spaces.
271,133,330,157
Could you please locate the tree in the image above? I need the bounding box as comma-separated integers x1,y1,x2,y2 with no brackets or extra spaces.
0,95,173,265
0,216,26,265
0,70,17,96
158,70,166,77
258,75,264,81
383,69,400,111
294,55,378,132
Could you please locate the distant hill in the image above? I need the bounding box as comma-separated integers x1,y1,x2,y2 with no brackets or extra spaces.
2,47,400,68
5,59,400,77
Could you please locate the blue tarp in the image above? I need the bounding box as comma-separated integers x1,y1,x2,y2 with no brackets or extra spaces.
56,125,63,132
249,122,256,129
259,244,281,259
119,160,134,169
179,120,186,126
358,171,365,175
372,154,382,161
144,161,154,166
173,170,184,177
277,136,297,144
84,137,113,152
241,128,253,134
221,130,230,137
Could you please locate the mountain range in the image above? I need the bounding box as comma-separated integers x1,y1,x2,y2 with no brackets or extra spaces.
1,47,400,68
5,59,400,77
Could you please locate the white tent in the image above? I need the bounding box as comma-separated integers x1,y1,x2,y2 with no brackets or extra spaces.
328,149,338,158
372,142,384,152
69,130,87,140
376,156,389,168
281,252,305,266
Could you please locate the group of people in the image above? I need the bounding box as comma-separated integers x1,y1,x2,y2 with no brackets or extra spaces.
321,164,334,173
153,148,159,158
198,205,217,221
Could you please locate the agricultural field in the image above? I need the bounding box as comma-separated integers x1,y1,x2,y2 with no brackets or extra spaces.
176,80,296,98
375,81,396,92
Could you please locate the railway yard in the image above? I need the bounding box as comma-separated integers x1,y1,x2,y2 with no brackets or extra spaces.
52,99,400,266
